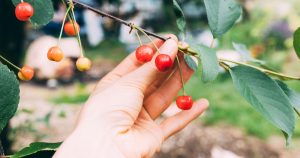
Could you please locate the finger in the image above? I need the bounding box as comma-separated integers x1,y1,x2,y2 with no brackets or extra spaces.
160,99,209,140
93,38,165,93
144,56,195,119
144,67,177,97
142,35,180,96
115,36,178,93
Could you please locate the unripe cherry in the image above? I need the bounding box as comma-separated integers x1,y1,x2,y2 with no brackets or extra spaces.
47,46,64,62
64,21,80,36
135,45,155,63
155,54,173,72
18,66,34,81
76,57,92,71
176,96,193,110
15,2,34,21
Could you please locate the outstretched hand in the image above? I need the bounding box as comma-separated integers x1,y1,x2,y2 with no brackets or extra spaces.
54,35,209,158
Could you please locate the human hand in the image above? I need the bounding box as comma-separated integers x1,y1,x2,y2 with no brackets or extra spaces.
54,35,209,158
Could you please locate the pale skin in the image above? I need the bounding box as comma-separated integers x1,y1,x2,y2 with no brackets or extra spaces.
53,35,209,158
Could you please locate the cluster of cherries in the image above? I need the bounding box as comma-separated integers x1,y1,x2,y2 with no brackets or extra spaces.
135,44,193,110
47,21,92,72
14,1,193,110
14,2,91,82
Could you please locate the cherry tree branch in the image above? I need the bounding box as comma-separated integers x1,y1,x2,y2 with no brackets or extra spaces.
71,0,168,41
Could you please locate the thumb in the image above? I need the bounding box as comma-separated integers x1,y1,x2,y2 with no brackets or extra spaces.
116,36,178,93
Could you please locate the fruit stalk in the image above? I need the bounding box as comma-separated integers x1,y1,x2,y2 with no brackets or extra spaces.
57,6,72,46
176,55,185,95
135,30,142,46
68,0,84,57
133,25,161,54
0,55,21,71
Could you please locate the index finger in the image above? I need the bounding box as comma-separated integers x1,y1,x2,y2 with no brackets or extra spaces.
93,38,165,93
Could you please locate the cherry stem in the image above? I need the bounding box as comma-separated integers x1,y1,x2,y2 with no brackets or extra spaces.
61,0,73,21
69,0,84,57
133,25,160,54
135,30,142,46
57,6,72,46
0,55,21,71
176,55,185,95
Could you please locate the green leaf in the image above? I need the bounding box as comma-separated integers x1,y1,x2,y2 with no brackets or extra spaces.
276,80,300,116
184,54,198,71
293,27,300,59
12,0,54,27
189,43,219,83
0,63,19,133
229,65,295,144
12,142,61,158
204,0,242,38
172,0,186,34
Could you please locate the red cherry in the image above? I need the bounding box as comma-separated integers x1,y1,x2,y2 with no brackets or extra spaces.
64,21,80,36
155,54,173,72
135,45,155,63
15,2,34,21
176,96,193,110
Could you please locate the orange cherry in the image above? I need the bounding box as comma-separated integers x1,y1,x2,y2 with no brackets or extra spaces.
18,66,34,81
47,46,64,62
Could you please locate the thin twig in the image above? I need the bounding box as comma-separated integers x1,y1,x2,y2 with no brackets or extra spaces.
71,0,167,41
220,58,300,80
